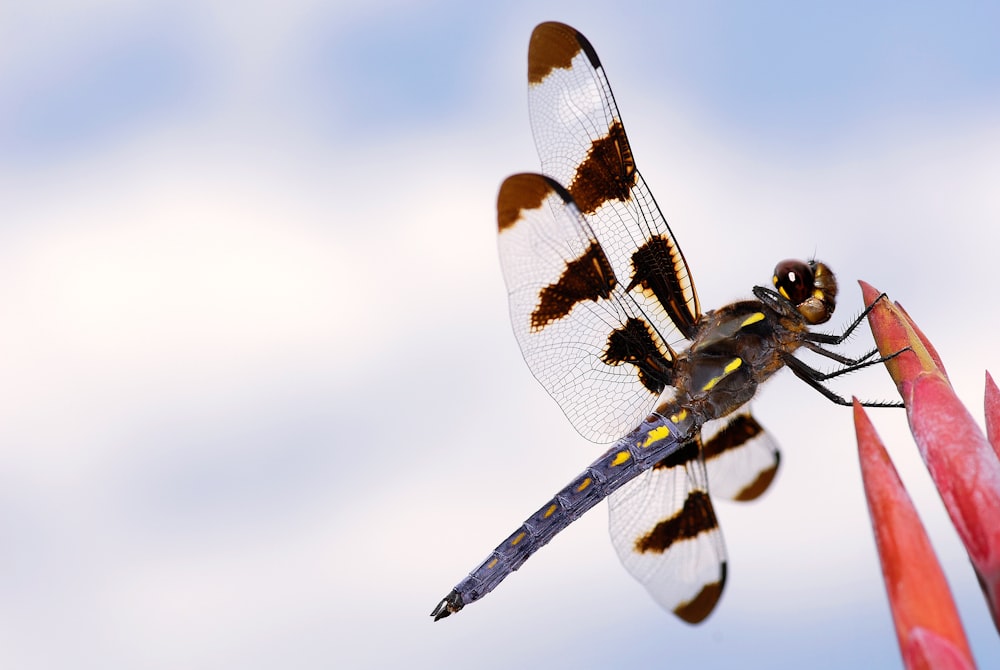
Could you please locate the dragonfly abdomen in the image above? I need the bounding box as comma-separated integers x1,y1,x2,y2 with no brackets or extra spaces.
431,408,698,620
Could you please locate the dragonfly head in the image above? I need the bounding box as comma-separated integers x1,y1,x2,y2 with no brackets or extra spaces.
772,259,837,325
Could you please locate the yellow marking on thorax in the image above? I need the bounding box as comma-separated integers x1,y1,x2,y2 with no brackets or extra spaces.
671,409,688,424
701,357,743,391
741,312,765,327
576,477,592,492
610,450,631,466
543,503,558,518
640,425,672,448
511,531,526,546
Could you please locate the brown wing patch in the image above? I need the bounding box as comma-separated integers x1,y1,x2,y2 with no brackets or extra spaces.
634,489,718,554
652,438,699,471
568,120,636,214
602,318,674,394
627,235,699,339
497,173,554,232
528,22,585,85
673,564,726,624
702,413,779,501
703,414,763,459
530,242,617,331
730,462,779,502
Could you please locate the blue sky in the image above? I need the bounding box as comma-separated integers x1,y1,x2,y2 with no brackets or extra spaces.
1,1,999,668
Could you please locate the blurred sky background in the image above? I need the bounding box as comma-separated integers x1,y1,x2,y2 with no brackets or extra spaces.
1,1,999,668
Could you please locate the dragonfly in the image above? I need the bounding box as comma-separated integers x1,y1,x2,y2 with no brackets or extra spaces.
431,21,899,624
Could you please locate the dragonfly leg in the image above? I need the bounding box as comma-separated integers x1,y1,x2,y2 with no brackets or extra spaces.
783,353,905,408
804,292,889,346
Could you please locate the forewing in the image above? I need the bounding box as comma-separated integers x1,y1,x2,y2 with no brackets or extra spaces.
527,21,700,341
702,409,781,502
498,173,676,443
608,439,727,623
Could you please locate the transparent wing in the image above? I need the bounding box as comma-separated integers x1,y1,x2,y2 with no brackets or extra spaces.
608,439,727,623
498,173,677,443
702,408,781,501
527,22,700,342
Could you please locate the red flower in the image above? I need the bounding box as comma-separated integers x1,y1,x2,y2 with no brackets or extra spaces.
855,401,976,669
852,280,1000,666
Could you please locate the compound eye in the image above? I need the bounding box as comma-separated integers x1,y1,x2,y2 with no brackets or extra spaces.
773,259,814,304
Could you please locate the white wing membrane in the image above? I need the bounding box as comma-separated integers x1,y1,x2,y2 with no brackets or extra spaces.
498,173,672,443
528,22,700,341
702,409,781,502
608,440,726,624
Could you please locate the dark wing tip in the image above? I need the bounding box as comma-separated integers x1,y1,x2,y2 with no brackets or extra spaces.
732,452,780,502
529,22,601,84
673,561,727,624
497,173,574,232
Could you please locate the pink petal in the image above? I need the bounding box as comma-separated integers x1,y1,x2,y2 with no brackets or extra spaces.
986,372,1000,460
858,282,942,396
854,401,975,670
896,302,948,380
860,281,1000,632
903,628,978,670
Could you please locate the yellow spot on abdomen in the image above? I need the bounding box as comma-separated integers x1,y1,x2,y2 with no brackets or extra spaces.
543,503,557,518
511,532,526,546
640,425,672,447
741,312,765,327
670,409,688,424
610,451,631,466
576,477,592,492
487,557,498,569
